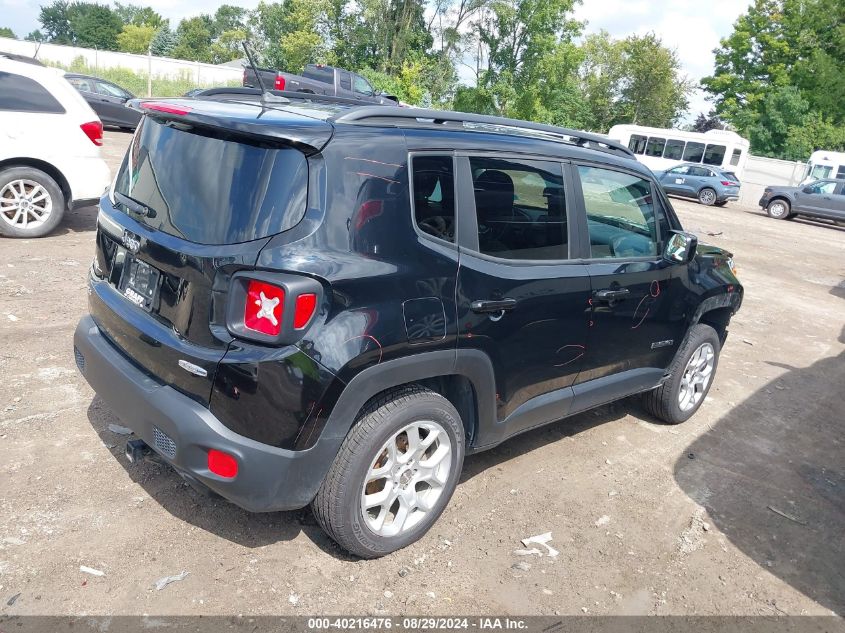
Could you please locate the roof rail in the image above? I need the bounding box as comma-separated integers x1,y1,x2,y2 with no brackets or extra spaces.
332,107,636,159
191,87,395,109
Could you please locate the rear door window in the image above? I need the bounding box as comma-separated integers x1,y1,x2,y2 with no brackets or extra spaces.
0,72,65,113
470,157,568,260
113,117,308,245
411,155,456,243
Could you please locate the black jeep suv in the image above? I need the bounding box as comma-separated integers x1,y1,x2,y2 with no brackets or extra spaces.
73,91,743,558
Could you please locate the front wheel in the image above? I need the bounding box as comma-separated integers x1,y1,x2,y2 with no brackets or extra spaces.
642,324,721,424
767,199,791,219
698,188,717,206
312,385,465,558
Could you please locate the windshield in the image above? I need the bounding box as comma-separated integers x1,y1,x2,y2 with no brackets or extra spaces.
113,117,308,245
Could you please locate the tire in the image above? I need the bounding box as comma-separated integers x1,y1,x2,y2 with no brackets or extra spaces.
313,385,465,558
714,201,728,207
766,198,791,220
698,187,717,206
0,167,65,238
642,323,721,424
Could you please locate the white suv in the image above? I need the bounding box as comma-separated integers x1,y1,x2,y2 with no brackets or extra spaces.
0,56,112,238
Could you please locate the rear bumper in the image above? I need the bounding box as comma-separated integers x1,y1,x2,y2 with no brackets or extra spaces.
73,315,342,512
59,155,111,202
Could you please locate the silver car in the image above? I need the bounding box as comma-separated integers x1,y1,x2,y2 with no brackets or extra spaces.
653,163,741,206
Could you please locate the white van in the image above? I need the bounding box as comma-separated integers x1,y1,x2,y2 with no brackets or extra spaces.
0,55,111,238
801,150,845,184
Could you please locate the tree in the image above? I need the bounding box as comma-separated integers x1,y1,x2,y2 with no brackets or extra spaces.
117,23,156,53
113,3,164,28
0,27,16,38
149,25,178,56
690,110,726,133
25,30,45,42
39,1,73,43
617,33,692,127
67,3,123,50
578,31,625,131
171,15,214,62
702,0,845,158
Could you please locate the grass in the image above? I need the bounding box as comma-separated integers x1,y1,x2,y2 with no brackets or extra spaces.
45,56,241,97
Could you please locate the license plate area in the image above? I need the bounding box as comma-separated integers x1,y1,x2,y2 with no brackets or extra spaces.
119,257,161,311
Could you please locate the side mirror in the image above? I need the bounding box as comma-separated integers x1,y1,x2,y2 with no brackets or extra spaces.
664,231,698,264
802,186,814,194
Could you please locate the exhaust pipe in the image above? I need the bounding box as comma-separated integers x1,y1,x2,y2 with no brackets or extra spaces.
125,439,151,463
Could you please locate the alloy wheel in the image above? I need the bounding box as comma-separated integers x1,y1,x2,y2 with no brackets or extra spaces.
360,420,452,537
678,342,715,412
0,179,53,231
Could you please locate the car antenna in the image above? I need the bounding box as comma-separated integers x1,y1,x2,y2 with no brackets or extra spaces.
241,41,288,105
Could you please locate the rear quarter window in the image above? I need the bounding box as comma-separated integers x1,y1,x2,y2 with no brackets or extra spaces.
0,72,65,113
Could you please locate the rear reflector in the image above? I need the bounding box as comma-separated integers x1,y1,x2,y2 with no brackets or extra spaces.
244,280,285,336
80,120,103,146
141,101,192,115
293,293,317,329
208,449,238,478
274,75,286,91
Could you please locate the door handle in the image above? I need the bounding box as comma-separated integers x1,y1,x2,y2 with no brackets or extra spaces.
594,288,630,301
470,298,517,313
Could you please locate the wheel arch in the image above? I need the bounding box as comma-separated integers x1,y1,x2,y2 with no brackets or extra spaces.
767,195,792,210
690,294,739,346
319,349,496,449
0,158,72,209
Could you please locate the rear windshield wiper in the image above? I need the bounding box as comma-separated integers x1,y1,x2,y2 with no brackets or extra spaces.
114,191,157,219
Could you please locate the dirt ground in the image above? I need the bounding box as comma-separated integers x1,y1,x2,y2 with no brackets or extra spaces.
0,130,843,617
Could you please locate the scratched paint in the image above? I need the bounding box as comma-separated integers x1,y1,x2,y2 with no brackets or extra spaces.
554,343,586,367
343,333,384,364
631,280,661,330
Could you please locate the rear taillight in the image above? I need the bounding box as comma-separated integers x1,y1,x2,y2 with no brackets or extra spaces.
244,280,285,336
294,293,317,329
226,272,322,345
274,74,286,91
721,181,738,186
80,121,103,146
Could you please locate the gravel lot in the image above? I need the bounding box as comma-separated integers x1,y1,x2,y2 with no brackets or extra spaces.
1,130,843,616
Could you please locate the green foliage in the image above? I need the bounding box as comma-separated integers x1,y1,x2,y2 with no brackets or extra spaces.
690,110,726,133
113,3,164,28
67,3,124,50
170,16,214,62
0,27,16,38
117,23,156,53
52,55,240,97
703,0,845,159
39,1,73,44
149,25,178,56
25,30,45,42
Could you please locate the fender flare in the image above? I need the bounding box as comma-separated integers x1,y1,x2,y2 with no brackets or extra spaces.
320,348,497,441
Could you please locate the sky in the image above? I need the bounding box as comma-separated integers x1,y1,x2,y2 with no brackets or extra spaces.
0,0,748,121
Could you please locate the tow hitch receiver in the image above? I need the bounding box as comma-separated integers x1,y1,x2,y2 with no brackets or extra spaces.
125,439,151,464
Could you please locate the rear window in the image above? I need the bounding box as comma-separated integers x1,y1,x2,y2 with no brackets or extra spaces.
0,71,65,113
113,117,308,245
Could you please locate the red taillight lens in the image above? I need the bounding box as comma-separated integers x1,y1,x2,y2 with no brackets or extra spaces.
244,280,285,336
141,101,192,115
293,293,317,329
274,74,286,91
721,181,737,186
80,121,103,146
208,449,238,478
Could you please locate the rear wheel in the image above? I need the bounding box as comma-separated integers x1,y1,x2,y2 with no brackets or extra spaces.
312,385,465,558
643,324,720,424
698,188,717,206
0,167,65,238
766,198,790,219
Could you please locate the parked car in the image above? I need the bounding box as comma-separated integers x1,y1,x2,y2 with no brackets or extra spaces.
73,92,743,558
653,163,741,206
759,179,845,223
0,57,111,238
65,73,142,130
243,63,399,105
